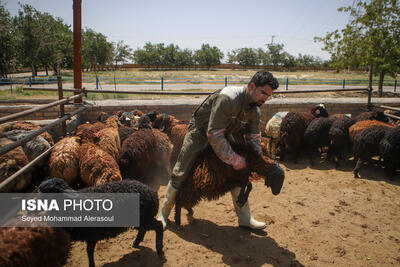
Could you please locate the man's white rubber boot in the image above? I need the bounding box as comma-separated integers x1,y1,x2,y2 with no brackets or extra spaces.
231,187,266,230
157,181,178,229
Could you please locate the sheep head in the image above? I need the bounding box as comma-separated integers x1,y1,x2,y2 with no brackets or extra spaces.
311,104,329,118
372,110,389,122
38,178,75,193
234,144,285,195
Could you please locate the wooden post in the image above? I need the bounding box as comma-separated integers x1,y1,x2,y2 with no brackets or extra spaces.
57,75,67,137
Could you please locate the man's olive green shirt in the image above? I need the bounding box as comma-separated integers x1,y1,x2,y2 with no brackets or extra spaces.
191,86,261,135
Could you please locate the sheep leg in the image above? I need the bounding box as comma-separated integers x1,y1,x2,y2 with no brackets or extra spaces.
133,228,146,248
86,240,96,267
152,219,164,257
236,183,252,207
353,158,363,178
186,207,194,223
174,202,182,227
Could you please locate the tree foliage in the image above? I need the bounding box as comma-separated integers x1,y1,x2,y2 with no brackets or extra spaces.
315,0,400,96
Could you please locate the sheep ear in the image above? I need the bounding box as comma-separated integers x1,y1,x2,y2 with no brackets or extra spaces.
315,109,320,115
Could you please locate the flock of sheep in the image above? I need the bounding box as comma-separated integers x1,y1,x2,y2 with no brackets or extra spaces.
0,108,285,267
264,105,400,178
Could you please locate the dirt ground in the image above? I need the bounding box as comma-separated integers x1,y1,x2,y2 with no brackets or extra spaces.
63,156,400,267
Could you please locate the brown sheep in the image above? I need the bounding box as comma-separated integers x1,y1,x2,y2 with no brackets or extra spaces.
0,121,54,145
75,122,108,144
119,128,173,187
0,227,70,267
0,137,31,191
174,143,285,226
349,120,394,143
94,127,120,161
49,136,81,184
79,143,122,186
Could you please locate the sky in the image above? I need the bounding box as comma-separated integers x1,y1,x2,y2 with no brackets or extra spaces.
3,0,355,62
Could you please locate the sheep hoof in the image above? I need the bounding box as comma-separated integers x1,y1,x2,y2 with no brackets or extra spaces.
132,241,140,248
353,171,360,178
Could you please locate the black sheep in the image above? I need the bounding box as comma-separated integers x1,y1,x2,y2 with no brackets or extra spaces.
279,104,329,163
38,178,163,267
328,115,355,167
379,126,400,179
353,125,392,178
304,116,336,165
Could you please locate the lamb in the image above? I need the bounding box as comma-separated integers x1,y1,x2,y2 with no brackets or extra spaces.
349,120,394,143
0,227,70,267
49,136,81,185
119,127,173,188
174,143,285,226
264,111,289,159
96,112,109,122
352,125,393,178
328,115,355,167
0,137,32,191
38,178,164,267
279,104,329,162
379,126,400,179
79,143,122,186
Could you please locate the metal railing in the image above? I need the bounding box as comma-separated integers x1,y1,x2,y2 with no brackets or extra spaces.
0,76,86,192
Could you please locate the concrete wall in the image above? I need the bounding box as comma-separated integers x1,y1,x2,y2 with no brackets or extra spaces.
1,98,399,134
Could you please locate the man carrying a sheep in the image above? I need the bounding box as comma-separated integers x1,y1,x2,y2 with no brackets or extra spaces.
158,71,279,230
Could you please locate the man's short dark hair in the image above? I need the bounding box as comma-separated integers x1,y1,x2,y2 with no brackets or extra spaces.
248,71,279,90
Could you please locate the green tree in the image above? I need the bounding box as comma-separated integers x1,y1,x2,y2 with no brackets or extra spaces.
37,13,72,76
234,48,260,68
14,3,43,77
113,40,132,66
174,48,194,69
315,0,400,96
0,3,17,77
82,28,113,71
194,44,223,69
265,43,286,66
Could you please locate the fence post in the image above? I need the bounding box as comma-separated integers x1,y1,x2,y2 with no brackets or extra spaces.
96,76,99,90
57,75,67,137
225,77,227,87
28,77,32,87
161,77,164,91
286,78,288,90
395,80,397,92
342,79,346,89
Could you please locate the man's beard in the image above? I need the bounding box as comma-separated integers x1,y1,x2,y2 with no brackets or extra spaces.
250,101,264,107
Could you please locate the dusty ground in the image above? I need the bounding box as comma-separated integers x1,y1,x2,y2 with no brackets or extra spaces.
63,156,400,267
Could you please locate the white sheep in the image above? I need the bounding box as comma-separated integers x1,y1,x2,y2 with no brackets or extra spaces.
264,111,289,159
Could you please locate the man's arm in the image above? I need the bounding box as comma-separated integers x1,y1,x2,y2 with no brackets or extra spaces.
207,95,246,170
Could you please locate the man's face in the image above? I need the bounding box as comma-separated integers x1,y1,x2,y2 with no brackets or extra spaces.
248,83,274,106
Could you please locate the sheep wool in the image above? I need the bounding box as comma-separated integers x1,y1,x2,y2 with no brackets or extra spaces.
0,227,70,267
49,136,81,184
349,120,394,143
79,143,122,186
94,127,121,161
0,138,31,192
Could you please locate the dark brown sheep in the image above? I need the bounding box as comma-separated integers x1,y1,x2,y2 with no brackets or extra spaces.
119,128,173,187
279,104,329,163
353,125,392,178
0,227,70,267
174,144,285,226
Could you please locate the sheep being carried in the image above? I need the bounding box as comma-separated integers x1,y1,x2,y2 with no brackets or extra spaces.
174,143,284,227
